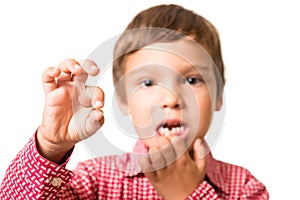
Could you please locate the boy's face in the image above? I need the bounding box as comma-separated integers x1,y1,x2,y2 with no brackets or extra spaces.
118,39,222,151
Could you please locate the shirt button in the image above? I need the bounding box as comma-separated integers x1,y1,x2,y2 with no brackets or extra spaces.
51,177,62,187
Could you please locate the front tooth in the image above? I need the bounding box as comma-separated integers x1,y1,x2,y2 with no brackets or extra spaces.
180,126,184,132
159,127,164,134
165,129,170,137
176,127,180,133
171,128,176,135
174,127,178,135
163,128,168,136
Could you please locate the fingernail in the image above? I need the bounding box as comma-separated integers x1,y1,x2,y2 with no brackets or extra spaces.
198,149,206,159
74,64,81,70
90,66,98,71
195,138,201,146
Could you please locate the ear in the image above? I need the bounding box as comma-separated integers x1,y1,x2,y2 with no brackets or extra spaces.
215,93,223,111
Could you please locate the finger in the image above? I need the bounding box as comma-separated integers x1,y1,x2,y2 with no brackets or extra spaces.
157,137,176,166
83,109,104,139
75,59,99,85
86,86,105,109
57,59,82,82
171,136,187,158
140,157,158,181
149,146,166,170
79,59,99,76
193,138,207,170
139,156,155,173
58,59,82,75
73,59,98,84
74,83,92,107
42,67,61,94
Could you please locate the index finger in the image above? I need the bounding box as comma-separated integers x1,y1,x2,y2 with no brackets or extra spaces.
73,59,99,84
157,136,176,166
79,59,99,76
58,59,82,75
170,136,187,158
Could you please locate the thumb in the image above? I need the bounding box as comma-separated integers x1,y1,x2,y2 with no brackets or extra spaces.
193,138,207,170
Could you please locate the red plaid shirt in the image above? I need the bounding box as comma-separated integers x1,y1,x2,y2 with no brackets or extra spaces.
0,133,268,199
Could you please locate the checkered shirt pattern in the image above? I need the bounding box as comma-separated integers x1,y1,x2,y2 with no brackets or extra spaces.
0,134,269,199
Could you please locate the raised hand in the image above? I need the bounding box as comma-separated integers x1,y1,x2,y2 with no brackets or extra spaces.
139,137,206,200
37,59,105,163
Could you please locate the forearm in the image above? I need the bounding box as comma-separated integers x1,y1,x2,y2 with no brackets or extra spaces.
0,133,76,200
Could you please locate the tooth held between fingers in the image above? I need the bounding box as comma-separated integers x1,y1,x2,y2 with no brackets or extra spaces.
93,101,103,109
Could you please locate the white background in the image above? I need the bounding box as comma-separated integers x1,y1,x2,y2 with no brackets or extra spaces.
0,0,299,199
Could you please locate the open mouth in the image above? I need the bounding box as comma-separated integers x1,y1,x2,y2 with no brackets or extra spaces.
156,119,189,139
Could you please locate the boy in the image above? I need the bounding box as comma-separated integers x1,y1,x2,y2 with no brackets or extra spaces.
0,4,268,199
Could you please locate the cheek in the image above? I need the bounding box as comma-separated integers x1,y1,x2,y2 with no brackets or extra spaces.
127,93,153,128
196,92,213,137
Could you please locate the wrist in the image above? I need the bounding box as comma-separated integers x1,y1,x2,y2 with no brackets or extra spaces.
37,128,75,164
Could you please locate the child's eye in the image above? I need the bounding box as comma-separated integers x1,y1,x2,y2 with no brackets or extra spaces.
185,77,204,85
140,79,154,87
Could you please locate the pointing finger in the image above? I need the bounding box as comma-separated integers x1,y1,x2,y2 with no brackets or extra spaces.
79,59,99,76
193,138,207,170
73,59,98,84
139,156,155,173
58,59,82,75
171,136,187,158
149,146,166,170
157,137,176,166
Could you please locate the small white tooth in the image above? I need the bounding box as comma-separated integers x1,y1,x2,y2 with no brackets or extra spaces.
165,130,170,137
172,128,176,135
180,126,184,132
176,127,180,133
159,127,164,134
170,128,175,135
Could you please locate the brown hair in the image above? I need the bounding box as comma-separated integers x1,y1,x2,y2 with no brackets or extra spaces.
113,4,225,94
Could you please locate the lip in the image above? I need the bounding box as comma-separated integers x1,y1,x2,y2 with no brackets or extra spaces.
156,119,190,139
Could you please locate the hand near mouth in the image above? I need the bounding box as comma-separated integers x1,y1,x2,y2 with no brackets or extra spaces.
139,136,206,200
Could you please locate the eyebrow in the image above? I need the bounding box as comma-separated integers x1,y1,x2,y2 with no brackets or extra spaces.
123,65,159,77
126,65,156,75
180,64,209,74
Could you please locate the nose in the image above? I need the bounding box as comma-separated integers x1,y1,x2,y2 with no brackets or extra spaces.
160,88,181,109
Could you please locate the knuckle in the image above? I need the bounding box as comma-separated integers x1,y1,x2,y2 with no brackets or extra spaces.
79,59,96,66
59,59,79,69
